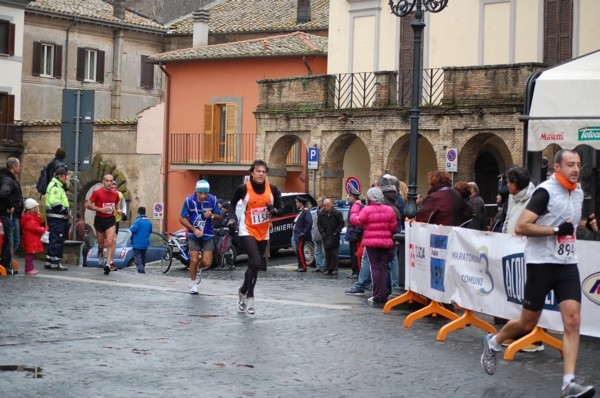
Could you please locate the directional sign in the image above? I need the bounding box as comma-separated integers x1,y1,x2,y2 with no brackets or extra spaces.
445,148,458,172
308,147,319,170
345,176,361,194
154,202,164,220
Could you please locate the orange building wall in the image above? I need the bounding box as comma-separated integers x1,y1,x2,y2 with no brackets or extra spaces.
164,56,327,232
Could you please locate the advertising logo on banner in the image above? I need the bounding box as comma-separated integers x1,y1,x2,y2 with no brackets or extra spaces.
430,234,448,292
582,272,600,305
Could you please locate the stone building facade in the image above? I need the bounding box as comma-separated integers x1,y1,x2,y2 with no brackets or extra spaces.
256,63,546,205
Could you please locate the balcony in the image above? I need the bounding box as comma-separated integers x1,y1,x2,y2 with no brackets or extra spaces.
0,123,24,147
169,132,256,166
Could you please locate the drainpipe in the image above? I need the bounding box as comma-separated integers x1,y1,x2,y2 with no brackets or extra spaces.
64,17,79,89
111,0,125,119
159,63,171,233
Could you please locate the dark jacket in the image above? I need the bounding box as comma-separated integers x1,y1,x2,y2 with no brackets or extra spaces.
381,187,403,232
47,156,68,179
415,183,466,226
293,207,313,241
0,168,23,216
345,200,363,242
317,208,344,249
469,194,486,230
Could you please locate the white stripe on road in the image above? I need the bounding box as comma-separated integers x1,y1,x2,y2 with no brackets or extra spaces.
36,273,353,311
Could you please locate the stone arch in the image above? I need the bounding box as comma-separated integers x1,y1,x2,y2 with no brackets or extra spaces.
266,132,311,192
386,134,437,195
68,154,132,221
322,133,371,199
459,133,513,204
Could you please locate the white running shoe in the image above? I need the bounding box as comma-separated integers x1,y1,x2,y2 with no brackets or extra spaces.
189,282,199,295
245,297,255,315
237,286,247,312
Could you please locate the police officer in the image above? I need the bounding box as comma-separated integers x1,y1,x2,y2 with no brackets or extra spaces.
44,167,70,271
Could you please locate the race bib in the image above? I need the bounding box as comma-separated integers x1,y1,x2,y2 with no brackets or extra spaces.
193,219,206,231
251,207,269,225
102,203,115,214
554,234,576,260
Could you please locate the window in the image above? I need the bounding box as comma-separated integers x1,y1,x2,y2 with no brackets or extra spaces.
76,47,105,83
544,0,572,65
204,103,238,162
0,92,15,139
32,42,62,78
0,20,15,56
140,55,154,89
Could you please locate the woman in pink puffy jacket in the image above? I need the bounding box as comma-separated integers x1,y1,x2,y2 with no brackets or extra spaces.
350,187,398,303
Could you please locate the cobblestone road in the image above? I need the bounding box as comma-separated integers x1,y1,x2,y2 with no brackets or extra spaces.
0,256,597,397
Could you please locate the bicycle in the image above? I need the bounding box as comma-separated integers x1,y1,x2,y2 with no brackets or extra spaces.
209,227,237,270
160,231,190,274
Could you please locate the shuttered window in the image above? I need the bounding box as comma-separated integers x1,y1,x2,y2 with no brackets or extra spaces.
76,47,105,83
544,0,572,65
32,41,62,78
0,20,15,56
140,55,154,89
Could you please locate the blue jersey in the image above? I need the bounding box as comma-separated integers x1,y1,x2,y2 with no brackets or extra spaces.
180,193,222,241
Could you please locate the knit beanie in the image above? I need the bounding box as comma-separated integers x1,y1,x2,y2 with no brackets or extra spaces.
367,187,384,204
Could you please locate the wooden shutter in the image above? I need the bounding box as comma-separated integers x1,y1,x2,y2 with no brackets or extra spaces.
32,41,41,76
7,23,15,56
203,104,215,162
558,0,572,62
140,55,154,89
544,0,572,65
54,45,62,78
7,94,14,125
97,50,105,83
225,104,238,162
399,14,416,106
76,47,85,81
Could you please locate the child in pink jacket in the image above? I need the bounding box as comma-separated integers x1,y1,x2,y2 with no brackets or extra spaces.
20,198,46,275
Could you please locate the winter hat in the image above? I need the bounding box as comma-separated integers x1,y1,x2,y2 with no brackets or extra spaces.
25,198,39,210
54,167,68,176
367,187,384,204
195,179,210,193
221,201,231,210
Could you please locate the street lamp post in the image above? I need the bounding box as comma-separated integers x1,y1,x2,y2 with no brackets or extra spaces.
388,0,449,218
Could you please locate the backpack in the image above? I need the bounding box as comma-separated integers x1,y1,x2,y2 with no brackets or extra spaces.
35,164,51,195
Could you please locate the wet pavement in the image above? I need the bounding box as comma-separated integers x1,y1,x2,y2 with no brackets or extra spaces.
0,254,598,397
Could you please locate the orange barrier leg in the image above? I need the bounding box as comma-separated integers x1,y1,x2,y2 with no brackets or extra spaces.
383,290,429,314
504,326,563,361
403,300,460,328
0,264,6,277
436,309,496,341
12,259,19,271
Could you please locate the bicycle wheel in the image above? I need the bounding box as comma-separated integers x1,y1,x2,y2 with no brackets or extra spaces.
160,246,173,273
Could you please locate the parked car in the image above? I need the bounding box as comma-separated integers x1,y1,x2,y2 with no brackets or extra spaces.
334,200,351,262
86,228,169,269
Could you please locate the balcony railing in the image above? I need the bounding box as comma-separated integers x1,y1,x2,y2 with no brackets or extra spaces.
169,132,256,165
327,68,444,110
0,124,23,145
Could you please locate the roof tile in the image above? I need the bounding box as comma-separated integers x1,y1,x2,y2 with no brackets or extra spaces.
149,31,327,63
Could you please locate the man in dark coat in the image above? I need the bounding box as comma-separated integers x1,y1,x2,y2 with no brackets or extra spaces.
317,198,344,276
468,182,487,230
0,157,24,275
292,196,313,272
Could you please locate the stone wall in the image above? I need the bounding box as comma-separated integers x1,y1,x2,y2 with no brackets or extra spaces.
20,122,163,231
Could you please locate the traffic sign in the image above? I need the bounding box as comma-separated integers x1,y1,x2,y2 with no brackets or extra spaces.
345,176,361,194
445,148,458,172
308,147,319,170
154,202,164,220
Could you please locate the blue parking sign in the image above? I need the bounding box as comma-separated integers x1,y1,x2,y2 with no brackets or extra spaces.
308,147,319,170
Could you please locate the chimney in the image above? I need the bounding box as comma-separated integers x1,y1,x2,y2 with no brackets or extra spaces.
113,0,125,20
297,0,311,24
192,9,210,48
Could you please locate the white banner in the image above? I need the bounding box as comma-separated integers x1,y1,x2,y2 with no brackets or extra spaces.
405,223,600,338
